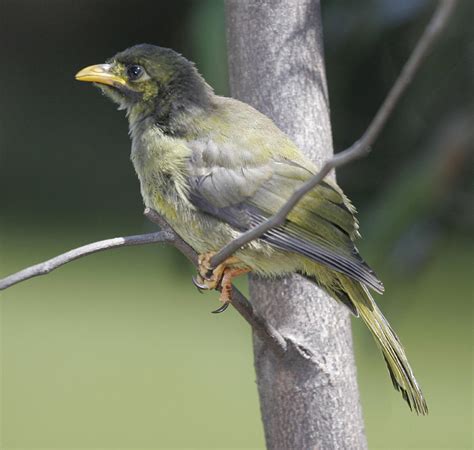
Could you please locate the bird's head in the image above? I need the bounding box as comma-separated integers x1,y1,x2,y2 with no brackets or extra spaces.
75,44,213,128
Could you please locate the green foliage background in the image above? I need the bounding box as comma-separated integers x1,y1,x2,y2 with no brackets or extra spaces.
1,1,472,448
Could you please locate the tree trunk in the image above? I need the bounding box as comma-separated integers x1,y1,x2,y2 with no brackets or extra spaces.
225,1,368,449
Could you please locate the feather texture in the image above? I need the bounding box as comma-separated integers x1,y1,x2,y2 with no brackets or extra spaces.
333,276,428,415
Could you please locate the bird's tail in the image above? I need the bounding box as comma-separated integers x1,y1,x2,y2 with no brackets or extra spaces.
335,275,428,415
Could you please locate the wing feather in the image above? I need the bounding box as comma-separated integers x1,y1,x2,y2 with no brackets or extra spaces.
186,140,383,293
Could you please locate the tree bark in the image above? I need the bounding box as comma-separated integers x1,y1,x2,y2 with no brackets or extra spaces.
225,1,367,449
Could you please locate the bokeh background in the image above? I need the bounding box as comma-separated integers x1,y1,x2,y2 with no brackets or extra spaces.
1,0,472,448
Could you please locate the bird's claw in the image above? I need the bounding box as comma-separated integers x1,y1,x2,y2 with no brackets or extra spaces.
211,302,230,314
193,273,230,313
192,275,208,293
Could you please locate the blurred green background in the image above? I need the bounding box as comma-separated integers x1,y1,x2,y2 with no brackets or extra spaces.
1,1,472,448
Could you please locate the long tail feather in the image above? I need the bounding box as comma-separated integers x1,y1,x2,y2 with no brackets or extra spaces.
336,276,428,415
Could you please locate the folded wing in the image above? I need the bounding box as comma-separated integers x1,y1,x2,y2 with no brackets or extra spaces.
186,139,384,294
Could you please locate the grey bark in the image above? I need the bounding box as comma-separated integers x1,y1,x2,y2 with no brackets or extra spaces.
225,1,368,449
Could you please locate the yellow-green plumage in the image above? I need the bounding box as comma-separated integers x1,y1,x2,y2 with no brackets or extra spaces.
77,44,427,414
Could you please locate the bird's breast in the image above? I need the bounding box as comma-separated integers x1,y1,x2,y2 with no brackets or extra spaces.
130,126,194,221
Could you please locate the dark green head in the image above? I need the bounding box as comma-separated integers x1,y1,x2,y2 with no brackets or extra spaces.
76,44,213,128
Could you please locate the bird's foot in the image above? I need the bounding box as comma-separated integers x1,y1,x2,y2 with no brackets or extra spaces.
192,253,233,291
192,253,250,313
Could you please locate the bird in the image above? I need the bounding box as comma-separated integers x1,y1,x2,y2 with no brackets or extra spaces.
75,43,427,414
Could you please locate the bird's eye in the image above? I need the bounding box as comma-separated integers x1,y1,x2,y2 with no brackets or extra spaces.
126,64,144,81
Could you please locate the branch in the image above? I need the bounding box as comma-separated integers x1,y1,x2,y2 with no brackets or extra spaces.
0,208,288,355
209,0,457,269
0,231,173,291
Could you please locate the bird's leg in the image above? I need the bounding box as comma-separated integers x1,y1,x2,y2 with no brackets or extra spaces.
192,252,251,313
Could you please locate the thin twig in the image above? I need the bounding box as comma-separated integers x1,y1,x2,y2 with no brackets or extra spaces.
209,0,457,269
0,209,288,355
0,231,173,291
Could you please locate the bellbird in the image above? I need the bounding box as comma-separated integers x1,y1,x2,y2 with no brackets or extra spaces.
76,44,427,414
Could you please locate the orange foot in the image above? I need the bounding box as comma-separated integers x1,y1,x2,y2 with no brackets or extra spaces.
192,253,251,313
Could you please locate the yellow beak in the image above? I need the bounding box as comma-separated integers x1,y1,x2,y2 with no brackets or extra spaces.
75,64,127,88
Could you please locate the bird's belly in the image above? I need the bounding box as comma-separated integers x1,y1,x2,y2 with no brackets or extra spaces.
169,212,234,255
144,190,235,254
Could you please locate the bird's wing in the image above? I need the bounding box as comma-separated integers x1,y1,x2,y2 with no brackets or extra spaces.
186,139,383,293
